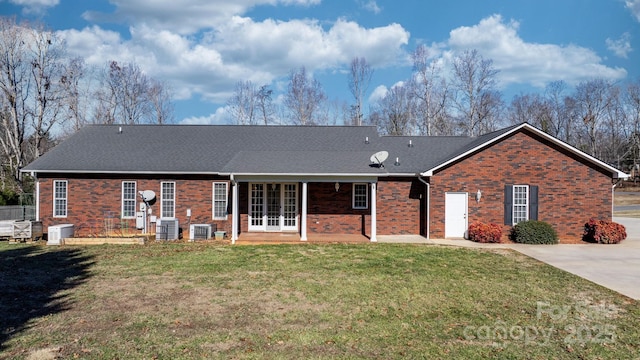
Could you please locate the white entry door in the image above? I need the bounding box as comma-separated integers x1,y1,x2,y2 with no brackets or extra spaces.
248,183,298,232
445,192,468,238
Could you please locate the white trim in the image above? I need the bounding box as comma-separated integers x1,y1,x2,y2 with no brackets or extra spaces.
247,182,298,232
53,180,68,218
512,185,529,225
352,183,368,209
212,181,228,220
301,182,308,241
160,181,176,218
370,182,377,242
234,175,379,183
421,123,628,179
35,180,40,221
231,179,238,244
121,181,137,219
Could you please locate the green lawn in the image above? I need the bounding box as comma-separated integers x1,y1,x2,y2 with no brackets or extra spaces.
1,242,638,359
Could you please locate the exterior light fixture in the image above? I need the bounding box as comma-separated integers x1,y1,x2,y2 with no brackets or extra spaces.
476,189,482,202
335,182,340,192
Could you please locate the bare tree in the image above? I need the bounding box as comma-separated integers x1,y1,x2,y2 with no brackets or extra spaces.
508,93,553,132
227,81,274,125
573,78,615,157
0,17,69,190
0,17,29,189
625,79,640,170
148,79,174,124
371,83,416,135
256,85,274,125
93,61,173,125
59,57,88,132
410,44,449,135
227,80,257,125
544,80,569,140
27,23,66,159
451,49,501,136
347,57,373,126
284,67,326,125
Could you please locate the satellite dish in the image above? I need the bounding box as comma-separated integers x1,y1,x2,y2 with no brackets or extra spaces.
370,151,389,167
139,190,156,202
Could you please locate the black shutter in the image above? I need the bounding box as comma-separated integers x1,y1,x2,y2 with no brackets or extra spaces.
504,185,513,225
529,185,539,221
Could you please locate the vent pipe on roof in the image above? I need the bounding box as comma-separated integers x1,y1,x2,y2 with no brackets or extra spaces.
118,126,122,134
395,157,400,166
365,136,369,144
408,139,413,147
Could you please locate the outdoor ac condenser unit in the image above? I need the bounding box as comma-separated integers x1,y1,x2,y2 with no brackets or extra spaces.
189,224,212,240
156,218,179,240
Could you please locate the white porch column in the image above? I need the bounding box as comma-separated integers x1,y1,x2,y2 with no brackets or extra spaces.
231,180,239,244
35,179,40,221
301,181,308,241
370,182,377,242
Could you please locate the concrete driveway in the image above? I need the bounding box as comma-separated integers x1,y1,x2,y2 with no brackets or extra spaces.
380,218,640,300
507,217,640,300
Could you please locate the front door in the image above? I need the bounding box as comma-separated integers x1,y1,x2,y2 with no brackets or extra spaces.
266,184,281,231
248,183,298,232
445,192,468,238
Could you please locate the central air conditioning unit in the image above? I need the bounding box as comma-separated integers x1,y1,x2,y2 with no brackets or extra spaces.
156,218,179,240
189,224,212,240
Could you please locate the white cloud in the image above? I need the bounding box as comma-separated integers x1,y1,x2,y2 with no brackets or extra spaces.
368,84,388,103
626,0,640,22
360,0,381,14
6,0,58,14
59,14,409,106
180,107,230,125
83,0,320,35
606,32,632,58
446,14,627,87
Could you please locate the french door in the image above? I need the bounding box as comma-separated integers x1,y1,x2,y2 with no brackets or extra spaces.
249,183,298,231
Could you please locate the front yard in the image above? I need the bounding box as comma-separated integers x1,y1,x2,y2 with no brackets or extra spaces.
1,242,638,359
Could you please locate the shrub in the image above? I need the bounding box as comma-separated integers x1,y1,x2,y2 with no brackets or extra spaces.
583,219,626,244
511,220,558,244
468,222,503,243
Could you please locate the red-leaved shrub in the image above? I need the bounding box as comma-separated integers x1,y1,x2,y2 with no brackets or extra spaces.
583,218,627,244
468,222,503,243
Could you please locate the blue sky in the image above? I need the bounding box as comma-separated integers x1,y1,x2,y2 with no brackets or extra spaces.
1,0,639,125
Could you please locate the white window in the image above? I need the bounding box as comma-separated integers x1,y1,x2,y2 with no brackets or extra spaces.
212,182,228,219
53,180,67,217
122,181,137,219
352,183,368,209
512,185,529,225
161,181,175,218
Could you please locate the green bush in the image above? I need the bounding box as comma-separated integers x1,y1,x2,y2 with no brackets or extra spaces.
510,220,558,244
468,222,503,243
583,218,626,244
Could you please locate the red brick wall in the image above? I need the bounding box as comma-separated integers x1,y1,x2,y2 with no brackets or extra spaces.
38,175,231,238
377,178,424,235
429,130,613,242
237,180,424,236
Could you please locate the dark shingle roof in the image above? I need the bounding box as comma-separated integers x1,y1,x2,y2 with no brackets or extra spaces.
23,123,626,179
24,125,389,174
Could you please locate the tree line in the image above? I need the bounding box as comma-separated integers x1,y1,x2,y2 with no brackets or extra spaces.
0,17,174,195
230,44,640,173
2,16,640,196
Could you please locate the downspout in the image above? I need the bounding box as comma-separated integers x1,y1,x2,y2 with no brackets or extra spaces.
417,176,430,239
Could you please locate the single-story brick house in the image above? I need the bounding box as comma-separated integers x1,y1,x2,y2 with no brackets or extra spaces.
22,122,627,243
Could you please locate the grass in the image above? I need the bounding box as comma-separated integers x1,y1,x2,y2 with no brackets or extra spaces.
1,242,639,359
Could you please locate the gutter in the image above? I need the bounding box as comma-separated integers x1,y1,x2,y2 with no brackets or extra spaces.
417,175,430,239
